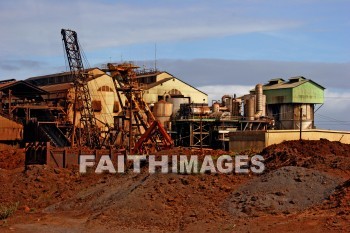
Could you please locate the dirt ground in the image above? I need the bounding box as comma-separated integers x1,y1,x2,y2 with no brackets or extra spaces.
0,139,350,232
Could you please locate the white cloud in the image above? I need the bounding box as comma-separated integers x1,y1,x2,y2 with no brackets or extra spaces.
315,89,350,130
150,59,350,89
0,0,301,58
323,89,350,111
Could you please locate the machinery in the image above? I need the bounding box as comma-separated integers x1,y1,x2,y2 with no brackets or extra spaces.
105,63,173,154
61,29,101,148
62,29,173,153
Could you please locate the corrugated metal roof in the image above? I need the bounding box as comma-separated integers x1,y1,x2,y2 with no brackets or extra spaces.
0,80,16,89
268,78,285,82
135,71,162,79
40,83,73,93
143,77,173,90
144,77,208,96
26,68,105,83
263,77,325,90
0,80,48,95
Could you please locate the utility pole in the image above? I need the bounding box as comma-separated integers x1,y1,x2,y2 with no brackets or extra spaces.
299,107,302,140
129,87,133,154
200,104,203,155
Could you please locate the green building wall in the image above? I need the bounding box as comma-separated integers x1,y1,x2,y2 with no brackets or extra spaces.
292,82,324,104
263,82,324,104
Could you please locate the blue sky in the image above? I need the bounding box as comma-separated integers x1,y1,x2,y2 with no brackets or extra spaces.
0,0,349,130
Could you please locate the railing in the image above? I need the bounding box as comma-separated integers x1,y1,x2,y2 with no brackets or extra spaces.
176,115,243,121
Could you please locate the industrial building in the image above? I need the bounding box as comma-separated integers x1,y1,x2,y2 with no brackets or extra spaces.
135,70,208,105
26,68,122,130
228,76,330,152
26,68,208,131
0,79,52,144
171,76,327,150
1,28,343,168
172,83,273,149
0,70,330,153
260,76,325,130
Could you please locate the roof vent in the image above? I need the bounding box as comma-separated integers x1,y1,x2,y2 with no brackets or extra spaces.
267,78,285,85
288,76,306,83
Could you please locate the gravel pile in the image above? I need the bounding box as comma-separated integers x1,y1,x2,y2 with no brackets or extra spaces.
227,166,343,216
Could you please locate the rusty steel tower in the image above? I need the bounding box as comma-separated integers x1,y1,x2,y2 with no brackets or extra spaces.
61,29,101,148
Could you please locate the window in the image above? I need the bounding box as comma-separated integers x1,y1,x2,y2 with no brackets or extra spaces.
168,89,182,96
92,100,102,112
98,85,114,92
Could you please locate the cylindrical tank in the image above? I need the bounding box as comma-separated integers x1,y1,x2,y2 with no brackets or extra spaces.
168,97,190,115
254,84,263,119
191,106,211,115
202,106,211,115
244,97,255,121
231,99,241,116
262,94,266,116
153,100,173,117
212,102,220,113
152,100,173,126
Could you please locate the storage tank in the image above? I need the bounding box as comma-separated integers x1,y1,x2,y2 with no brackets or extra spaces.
262,94,266,116
191,106,211,115
231,99,242,116
244,97,255,121
212,102,220,113
168,97,190,116
152,100,173,127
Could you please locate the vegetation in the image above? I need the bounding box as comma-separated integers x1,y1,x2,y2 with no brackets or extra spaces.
0,202,19,220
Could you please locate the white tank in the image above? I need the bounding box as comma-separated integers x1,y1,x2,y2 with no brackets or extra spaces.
168,97,189,115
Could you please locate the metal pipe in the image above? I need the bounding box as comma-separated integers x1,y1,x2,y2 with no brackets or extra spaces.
254,84,263,119
221,95,232,112
163,93,171,101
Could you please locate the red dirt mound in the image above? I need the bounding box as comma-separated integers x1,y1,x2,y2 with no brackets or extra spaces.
0,165,102,209
261,139,350,177
323,179,350,210
43,170,250,232
0,139,350,232
0,149,25,170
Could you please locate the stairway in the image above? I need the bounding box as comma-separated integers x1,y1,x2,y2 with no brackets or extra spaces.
39,123,70,147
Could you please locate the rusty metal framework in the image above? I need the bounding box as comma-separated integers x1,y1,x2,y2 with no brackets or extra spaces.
106,63,173,154
61,29,101,148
